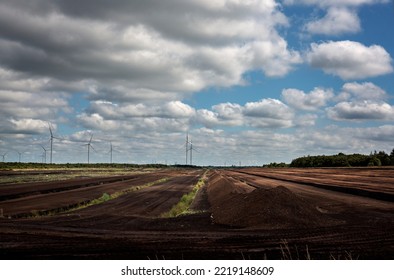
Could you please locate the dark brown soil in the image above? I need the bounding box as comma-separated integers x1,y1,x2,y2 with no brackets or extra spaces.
211,186,341,229
0,167,393,260
0,171,174,217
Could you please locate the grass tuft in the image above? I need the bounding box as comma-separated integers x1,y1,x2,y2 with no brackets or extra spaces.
161,171,208,218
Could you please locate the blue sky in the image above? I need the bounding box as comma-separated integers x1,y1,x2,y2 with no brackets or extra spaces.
0,0,393,165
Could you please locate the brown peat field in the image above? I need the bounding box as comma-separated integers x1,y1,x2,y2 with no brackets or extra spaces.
0,167,393,260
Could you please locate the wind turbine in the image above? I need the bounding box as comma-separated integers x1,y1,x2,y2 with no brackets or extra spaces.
83,134,95,164
108,141,118,164
1,152,7,162
109,141,113,164
17,151,22,163
40,145,47,163
48,123,61,164
189,139,198,165
185,132,191,165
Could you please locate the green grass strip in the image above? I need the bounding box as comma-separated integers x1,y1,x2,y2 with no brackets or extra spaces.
161,171,208,218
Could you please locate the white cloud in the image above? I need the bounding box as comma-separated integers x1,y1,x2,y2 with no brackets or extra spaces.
284,0,389,37
327,101,394,121
77,100,196,134
307,41,393,80
294,114,318,127
249,37,302,77
282,87,334,111
163,101,196,119
243,99,294,128
305,7,361,35
283,0,390,7
0,0,300,100
86,100,195,120
196,99,296,129
77,113,121,131
211,102,242,117
196,103,244,128
355,125,394,142
340,82,388,101
0,90,69,120
244,99,292,118
6,118,49,134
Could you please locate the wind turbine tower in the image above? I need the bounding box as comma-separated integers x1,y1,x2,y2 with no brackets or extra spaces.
40,145,47,164
190,140,193,165
48,123,60,164
185,132,191,165
109,141,113,164
83,134,95,164
1,152,7,162
189,139,198,165
49,125,54,163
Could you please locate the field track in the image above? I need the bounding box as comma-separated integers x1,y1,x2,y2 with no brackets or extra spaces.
0,167,393,259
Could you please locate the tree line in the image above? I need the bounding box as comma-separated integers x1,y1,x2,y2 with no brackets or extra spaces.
289,149,394,168
0,162,169,170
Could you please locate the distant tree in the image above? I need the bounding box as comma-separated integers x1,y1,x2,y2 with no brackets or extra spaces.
390,149,394,165
368,157,382,167
290,152,389,168
376,151,390,166
264,162,289,168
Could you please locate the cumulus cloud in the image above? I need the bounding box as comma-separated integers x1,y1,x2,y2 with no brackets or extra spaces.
283,0,390,8
0,0,300,98
282,87,334,111
0,89,69,122
196,99,295,129
77,100,196,134
340,82,388,101
284,0,390,36
82,98,297,132
318,82,393,122
77,113,121,131
305,7,361,35
85,100,195,120
294,114,318,127
1,118,49,135
0,0,392,164
327,101,394,121
243,99,294,128
355,125,394,142
307,41,393,80
195,103,244,128
0,0,303,144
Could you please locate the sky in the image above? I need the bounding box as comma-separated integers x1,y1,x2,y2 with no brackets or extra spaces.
0,0,393,166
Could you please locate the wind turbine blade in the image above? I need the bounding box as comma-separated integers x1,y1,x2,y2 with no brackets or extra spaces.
89,134,93,144
49,126,53,137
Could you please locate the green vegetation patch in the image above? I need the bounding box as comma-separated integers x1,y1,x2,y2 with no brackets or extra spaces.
161,171,208,218
290,150,394,168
